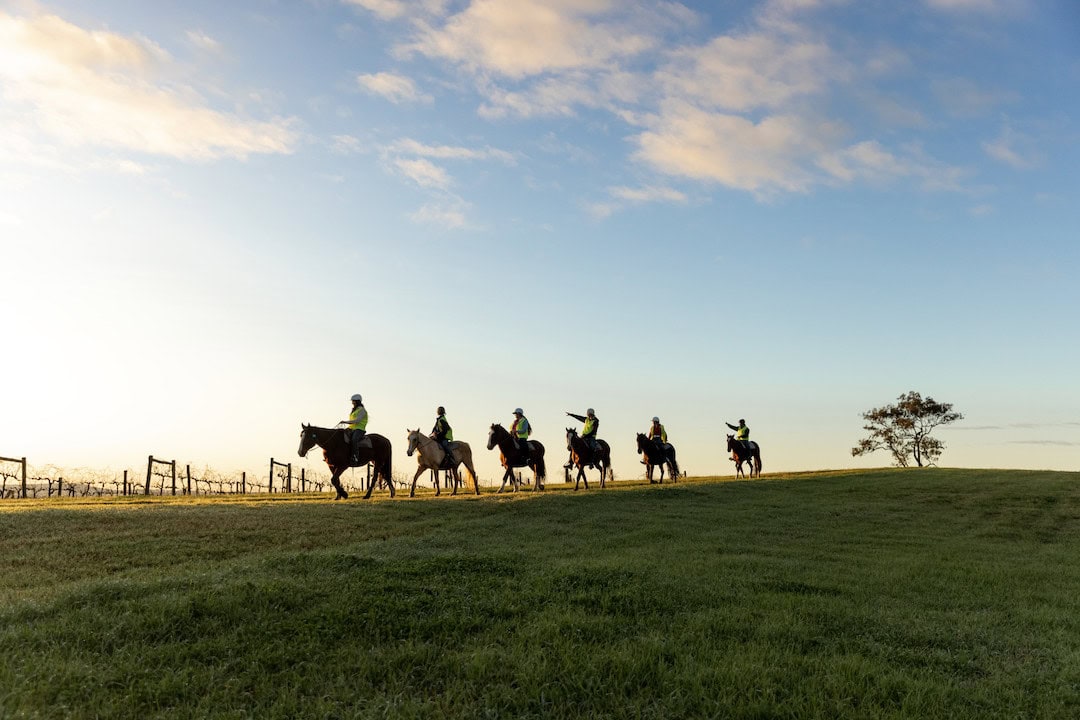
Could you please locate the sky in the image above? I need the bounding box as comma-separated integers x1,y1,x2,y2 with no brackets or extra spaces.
1,0,1078,487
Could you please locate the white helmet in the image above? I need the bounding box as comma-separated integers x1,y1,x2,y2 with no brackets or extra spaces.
513,407,523,415
587,408,595,415
652,416,660,423
351,394,363,403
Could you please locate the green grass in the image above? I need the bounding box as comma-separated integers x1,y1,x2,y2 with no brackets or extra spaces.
1,469,1078,719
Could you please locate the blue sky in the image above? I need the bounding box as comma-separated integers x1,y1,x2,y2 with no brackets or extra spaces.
2,0,1078,485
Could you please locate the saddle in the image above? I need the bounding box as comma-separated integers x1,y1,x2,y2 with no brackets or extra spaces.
343,430,372,449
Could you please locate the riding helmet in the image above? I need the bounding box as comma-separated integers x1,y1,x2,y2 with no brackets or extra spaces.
351,393,363,403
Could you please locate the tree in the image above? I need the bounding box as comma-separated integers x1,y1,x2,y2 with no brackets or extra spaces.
851,391,963,467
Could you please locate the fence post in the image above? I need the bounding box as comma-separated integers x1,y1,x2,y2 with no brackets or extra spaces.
241,471,246,494
57,477,63,497
186,465,191,495
287,463,292,493
145,456,152,495
268,459,274,493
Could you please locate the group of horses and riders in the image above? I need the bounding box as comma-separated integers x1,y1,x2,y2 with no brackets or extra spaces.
299,394,760,501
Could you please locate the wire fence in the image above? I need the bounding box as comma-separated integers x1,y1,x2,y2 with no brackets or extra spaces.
0,454,418,499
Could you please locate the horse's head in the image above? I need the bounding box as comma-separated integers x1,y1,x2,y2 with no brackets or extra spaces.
298,423,317,457
726,434,735,451
635,433,648,453
487,423,502,450
565,427,578,449
406,429,422,456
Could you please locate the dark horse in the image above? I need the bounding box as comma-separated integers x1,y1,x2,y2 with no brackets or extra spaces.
565,428,612,490
636,433,679,483
298,424,394,500
487,423,546,492
727,434,762,479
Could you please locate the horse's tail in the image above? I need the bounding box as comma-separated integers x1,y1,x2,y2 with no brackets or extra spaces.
535,454,546,481
755,449,762,475
669,447,680,478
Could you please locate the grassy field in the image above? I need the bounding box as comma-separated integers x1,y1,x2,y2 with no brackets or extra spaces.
1,468,1078,719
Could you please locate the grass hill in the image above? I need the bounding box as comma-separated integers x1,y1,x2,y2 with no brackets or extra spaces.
2,468,1078,719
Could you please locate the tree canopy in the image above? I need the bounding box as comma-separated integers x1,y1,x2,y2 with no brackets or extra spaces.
851,391,964,467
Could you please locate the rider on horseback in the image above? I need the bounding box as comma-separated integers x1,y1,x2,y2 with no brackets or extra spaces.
430,406,454,466
645,417,667,463
564,408,599,469
511,408,531,459
344,393,368,464
726,419,750,460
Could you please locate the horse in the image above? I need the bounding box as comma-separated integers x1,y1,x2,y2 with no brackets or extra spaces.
635,433,679,483
565,428,612,490
727,434,762,478
487,423,546,492
405,429,480,497
298,424,394,500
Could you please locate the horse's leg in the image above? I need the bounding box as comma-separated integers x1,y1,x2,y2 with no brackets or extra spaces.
363,466,375,499
333,470,349,500
410,465,426,498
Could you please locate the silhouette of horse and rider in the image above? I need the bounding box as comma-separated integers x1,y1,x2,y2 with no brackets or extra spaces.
487,408,546,492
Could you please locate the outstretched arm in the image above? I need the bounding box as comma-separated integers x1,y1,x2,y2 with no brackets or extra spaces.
566,412,586,423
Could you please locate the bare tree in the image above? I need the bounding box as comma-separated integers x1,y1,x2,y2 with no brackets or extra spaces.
852,391,964,467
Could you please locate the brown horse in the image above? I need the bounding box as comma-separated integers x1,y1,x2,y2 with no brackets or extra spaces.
565,428,612,490
298,424,394,500
487,423,546,492
636,433,679,483
727,434,762,478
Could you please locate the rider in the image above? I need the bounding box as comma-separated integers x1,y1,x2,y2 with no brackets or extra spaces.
344,393,368,464
648,416,667,448
644,416,667,463
511,408,531,458
564,408,598,469
726,418,750,460
430,406,454,464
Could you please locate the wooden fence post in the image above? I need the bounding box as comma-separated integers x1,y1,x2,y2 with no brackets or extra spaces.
145,456,152,495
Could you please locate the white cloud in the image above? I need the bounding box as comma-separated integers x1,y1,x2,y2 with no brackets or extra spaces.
330,134,364,154
403,0,658,79
609,185,687,204
657,32,837,113
387,138,515,164
0,12,297,162
342,0,409,20
983,124,1039,169
186,30,221,52
634,102,827,194
393,157,451,188
410,202,468,228
357,71,433,104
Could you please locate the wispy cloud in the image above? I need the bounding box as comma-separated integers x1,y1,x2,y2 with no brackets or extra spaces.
0,12,297,163
386,138,515,164
357,71,433,104
393,157,451,189
350,0,1003,207
379,136,514,224
410,201,469,228
983,122,1040,169
186,29,221,52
